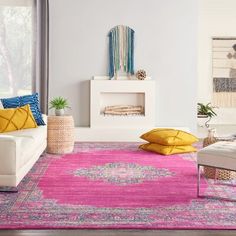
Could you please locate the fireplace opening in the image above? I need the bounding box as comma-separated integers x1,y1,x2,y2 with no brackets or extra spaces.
100,92,145,116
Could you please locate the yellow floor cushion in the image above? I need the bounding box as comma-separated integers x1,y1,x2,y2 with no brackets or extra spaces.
140,128,198,146
139,143,197,155
0,104,37,133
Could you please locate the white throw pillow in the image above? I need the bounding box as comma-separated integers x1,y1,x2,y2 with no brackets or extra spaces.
0,101,3,109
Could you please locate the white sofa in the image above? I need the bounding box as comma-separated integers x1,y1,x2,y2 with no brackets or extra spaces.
0,115,47,188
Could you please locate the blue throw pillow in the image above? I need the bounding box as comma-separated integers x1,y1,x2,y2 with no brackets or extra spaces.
1,93,45,126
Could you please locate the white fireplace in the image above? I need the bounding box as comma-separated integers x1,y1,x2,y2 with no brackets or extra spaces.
90,77,155,128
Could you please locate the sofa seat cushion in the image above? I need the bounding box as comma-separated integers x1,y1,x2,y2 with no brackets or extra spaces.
19,136,37,167
1,126,47,168
197,141,236,170
1,125,46,142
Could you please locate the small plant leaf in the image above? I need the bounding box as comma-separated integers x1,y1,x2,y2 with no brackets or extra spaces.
197,102,217,117
49,97,71,110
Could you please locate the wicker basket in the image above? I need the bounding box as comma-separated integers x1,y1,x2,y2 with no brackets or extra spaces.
203,134,236,180
47,116,75,154
203,166,236,180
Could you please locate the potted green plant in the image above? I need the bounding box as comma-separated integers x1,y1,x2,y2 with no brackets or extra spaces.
49,97,70,116
197,102,217,128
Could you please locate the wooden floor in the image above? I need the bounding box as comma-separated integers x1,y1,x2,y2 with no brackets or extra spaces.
0,230,236,236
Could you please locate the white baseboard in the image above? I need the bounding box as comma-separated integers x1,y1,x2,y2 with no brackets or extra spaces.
75,127,190,142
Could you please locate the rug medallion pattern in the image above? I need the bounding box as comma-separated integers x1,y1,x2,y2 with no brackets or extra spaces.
74,162,174,185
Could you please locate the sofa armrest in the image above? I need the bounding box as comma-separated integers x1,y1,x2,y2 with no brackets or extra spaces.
0,135,21,175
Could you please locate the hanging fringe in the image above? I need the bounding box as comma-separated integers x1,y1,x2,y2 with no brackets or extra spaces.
108,25,135,79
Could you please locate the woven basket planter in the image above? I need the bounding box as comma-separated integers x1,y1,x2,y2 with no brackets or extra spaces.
203,136,236,180
47,116,75,154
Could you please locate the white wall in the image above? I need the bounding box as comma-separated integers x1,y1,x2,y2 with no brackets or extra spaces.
198,0,236,124
49,0,198,130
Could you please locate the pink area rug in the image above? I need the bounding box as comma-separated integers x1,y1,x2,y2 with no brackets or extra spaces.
0,142,236,229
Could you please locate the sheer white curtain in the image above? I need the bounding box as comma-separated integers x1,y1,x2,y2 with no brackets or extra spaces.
0,0,49,113
0,0,34,97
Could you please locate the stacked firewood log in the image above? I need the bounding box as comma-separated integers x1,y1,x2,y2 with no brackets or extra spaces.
104,105,144,115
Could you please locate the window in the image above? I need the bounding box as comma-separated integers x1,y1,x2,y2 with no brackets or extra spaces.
0,0,33,98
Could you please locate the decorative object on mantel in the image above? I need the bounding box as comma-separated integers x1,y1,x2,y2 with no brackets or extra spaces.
197,102,217,128
136,69,147,80
49,96,71,116
108,25,135,79
104,105,144,116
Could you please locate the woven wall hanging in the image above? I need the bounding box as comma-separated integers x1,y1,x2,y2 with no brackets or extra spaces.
212,37,236,107
108,25,135,79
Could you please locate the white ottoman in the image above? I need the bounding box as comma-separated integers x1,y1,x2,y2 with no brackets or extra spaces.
197,141,236,197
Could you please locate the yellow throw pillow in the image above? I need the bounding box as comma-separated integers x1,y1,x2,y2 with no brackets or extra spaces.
0,104,38,133
139,143,197,155
140,128,198,146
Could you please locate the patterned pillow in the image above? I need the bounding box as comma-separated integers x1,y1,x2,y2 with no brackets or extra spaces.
0,104,38,133
1,93,45,126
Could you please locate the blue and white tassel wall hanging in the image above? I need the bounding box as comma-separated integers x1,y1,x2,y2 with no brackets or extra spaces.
108,25,135,79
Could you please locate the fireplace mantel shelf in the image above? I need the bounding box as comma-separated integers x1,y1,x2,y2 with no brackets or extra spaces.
93,76,152,81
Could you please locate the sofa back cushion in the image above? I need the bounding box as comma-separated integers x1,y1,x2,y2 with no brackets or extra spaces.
0,104,38,133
